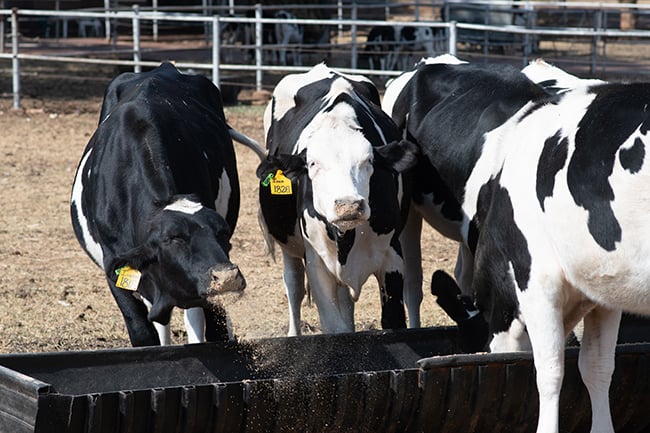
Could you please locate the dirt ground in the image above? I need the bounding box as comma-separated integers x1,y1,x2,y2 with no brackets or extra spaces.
0,63,457,353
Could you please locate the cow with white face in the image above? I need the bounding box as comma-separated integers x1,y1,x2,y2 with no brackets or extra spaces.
70,63,254,346
388,55,650,433
258,63,417,335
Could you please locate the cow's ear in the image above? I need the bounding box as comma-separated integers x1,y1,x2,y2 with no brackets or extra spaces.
374,139,419,173
108,244,157,281
256,150,307,180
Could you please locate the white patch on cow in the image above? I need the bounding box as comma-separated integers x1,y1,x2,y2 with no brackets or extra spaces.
164,197,203,215
265,63,374,135
522,58,604,90
490,316,531,353
184,307,205,343
70,148,105,268
214,169,231,219
297,102,373,229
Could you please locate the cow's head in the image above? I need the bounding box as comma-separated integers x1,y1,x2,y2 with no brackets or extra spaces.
258,106,417,233
109,196,245,325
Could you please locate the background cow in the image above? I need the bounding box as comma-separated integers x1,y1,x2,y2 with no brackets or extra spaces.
71,63,250,346
365,24,440,72
389,55,650,433
257,63,417,335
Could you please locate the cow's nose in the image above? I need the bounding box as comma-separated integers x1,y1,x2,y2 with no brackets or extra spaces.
208,264,246,295
334,198,366,219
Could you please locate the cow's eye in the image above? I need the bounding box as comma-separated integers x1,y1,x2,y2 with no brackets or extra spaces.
308,160,318,170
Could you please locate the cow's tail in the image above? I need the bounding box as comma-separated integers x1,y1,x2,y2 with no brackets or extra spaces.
257,207,277,261
228,127,267,161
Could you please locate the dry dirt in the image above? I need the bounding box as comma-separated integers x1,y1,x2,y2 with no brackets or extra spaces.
0,63,457,354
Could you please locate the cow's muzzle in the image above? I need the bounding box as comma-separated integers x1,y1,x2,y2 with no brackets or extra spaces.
332,198,368,231
206,264,246,297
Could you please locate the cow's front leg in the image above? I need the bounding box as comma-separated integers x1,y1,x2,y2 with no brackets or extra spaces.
282,251,306,336
304,248,354,334
376,247,407,330
107,278,160,346
579,306,620,433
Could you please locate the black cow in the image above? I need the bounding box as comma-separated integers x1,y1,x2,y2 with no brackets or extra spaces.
387,54,650,433
71,63,250,347
257,63,417,335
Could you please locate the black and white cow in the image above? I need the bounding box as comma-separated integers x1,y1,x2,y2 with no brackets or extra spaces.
274,10,303,66
70,62,256,347
257,63,417,335
365,25,439,72
386,54,650,432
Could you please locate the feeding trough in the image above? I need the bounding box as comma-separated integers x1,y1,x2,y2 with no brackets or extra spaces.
1,319,650,433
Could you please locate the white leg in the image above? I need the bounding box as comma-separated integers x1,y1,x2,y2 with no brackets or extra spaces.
305,247,354,334
454,243,474,297
579,306,620,433
184,307,206,344
282,250,305,336
518,289,565,433
400,204,423,328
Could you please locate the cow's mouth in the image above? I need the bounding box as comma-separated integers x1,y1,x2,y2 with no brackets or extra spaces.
331,215,367,232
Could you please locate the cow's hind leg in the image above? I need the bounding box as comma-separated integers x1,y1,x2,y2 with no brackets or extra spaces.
400,205,423,328
579,306,620,433
184,307,205,343
283,251,306,336
516,286,566,433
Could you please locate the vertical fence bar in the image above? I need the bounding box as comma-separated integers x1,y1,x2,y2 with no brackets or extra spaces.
11,8,19,109
350,5,357,70
152,0,158,42
591,9,602,75
255,3,262,92
212,15,220,87
104,0,111,41
1,0,5,54
448,21,457,57
132,5,141,73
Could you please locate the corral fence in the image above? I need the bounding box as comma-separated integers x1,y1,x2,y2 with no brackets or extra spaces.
2,1,650,109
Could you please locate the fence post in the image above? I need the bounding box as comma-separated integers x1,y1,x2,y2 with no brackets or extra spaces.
350,5,357,70
212,15,220,87
132,5,141,73
255,3,262,92
11,8,19,109
448,21,457,57
592,9,602,75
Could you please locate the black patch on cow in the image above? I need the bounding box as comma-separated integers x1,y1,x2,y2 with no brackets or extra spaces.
392,62,553,211
411,158,464,223
567,83,650,251
536,130,569,211
473,178,529,336
336,229,356,265
381,271,406,329
620,137,645,174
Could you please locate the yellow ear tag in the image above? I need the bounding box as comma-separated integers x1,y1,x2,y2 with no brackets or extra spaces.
115,266,142,291
270,169,292,195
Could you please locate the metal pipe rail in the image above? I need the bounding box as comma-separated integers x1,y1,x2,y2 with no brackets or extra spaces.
3,4,650,109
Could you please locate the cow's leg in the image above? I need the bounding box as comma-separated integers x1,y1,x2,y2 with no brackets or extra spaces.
399,204,423,327
204,304,231,342
108,280,160,346
454,243,474,296
377,270,407,329
184,307,205,343
517,287,565,433
579,306,620,433
283,251,305,336
304,248,353,333
140,297,171,345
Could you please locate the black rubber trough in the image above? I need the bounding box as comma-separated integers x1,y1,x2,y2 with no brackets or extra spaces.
1,319,650,433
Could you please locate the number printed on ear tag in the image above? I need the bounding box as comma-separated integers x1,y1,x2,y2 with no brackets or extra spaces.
270,170,292,195
115,266,142,291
